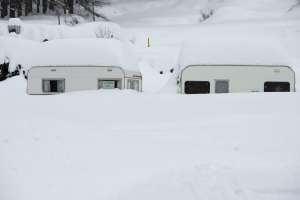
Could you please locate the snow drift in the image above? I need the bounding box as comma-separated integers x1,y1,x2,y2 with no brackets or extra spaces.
0,37,138,72
178,36,291,70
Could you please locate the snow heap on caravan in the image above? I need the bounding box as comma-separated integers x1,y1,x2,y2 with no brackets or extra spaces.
177,37,295,94
26,38,142,94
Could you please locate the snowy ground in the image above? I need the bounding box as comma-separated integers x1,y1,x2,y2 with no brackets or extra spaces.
1,0,300,200
1,77,300,200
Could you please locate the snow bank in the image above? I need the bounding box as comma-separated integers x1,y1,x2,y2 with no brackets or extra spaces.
98,0,217,26
178,36,291,70
98,0,298,26
113,165,247,200
0,21,126,43
1,77,300,200
203,0,297,23
0,37,40,70
0,37,138,71
34,38,138,70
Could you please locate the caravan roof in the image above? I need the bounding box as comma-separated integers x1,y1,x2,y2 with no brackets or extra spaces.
178,36,290,70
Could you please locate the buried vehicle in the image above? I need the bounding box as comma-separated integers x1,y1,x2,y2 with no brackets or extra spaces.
26,38,142,94
27,66,142,94
177,38,295,94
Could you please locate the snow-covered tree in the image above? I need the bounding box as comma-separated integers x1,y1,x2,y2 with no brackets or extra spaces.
0,0,110,19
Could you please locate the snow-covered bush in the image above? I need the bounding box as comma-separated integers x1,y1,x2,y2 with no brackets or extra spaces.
8,18,23,27
94,22,121,40
199,9,214,22
64,15,85,26
8,18,23,34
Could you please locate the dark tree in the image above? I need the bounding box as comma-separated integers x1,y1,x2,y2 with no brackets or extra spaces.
16,0,23,17
67,0,74,14
9,0,17,17
43,0,48,13
37,0,40,13
1,0,9,18
0,0,109,19
49,0,55,10
25,0,33,16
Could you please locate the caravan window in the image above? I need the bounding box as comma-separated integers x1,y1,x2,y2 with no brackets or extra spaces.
184,81,210,94
127,79,140,91
264,82,290,92
98,80,121,89
215,80,229,93
42,79,65,93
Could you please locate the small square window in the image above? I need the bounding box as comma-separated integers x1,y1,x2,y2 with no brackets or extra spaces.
127,79,140,91
215,80,229,93
42,79,65,93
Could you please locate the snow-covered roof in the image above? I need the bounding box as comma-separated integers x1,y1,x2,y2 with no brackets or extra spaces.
178,36,291,70
33,38,138,71
8,18,23,26
0,37,139,71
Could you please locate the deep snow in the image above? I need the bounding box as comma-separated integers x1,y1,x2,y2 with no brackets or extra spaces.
0,37,138,71
0,0,300,200
1,77,300,200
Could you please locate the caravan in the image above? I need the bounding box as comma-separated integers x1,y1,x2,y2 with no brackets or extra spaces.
26,38,142,94
177,38,295,94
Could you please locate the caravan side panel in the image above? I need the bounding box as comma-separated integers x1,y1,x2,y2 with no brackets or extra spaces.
180,65,295,94
27,66,125,94
124,70,143,92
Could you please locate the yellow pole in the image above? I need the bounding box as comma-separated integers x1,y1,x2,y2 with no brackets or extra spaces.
147,37,150,48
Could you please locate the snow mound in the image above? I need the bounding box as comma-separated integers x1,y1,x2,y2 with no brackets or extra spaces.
8,18,23,26
98,0,298,25
99,0,221,26
0,37,138,71
34,38,138,70
0,37,40,70
179,36,290,70
112,165,247,200
208,0,297,23
0,21,127,43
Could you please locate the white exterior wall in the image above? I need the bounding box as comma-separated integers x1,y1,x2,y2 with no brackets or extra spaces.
179,65,295,93
27,66,126,94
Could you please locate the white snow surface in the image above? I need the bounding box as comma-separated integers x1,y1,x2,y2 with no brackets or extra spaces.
0,0,300,200
100,0,300,26
179,36,290,69
1,78,300,200
7,18,23,26
35,38,138,71
0,21,123,42
0,37,138,71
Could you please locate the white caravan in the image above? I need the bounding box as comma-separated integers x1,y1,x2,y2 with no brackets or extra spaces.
26,38,142,94
177,38,296,94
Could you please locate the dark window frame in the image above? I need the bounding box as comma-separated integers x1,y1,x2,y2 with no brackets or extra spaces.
98,79,122,90
184,81,210,94
42,79,65,93
264,81,290,92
